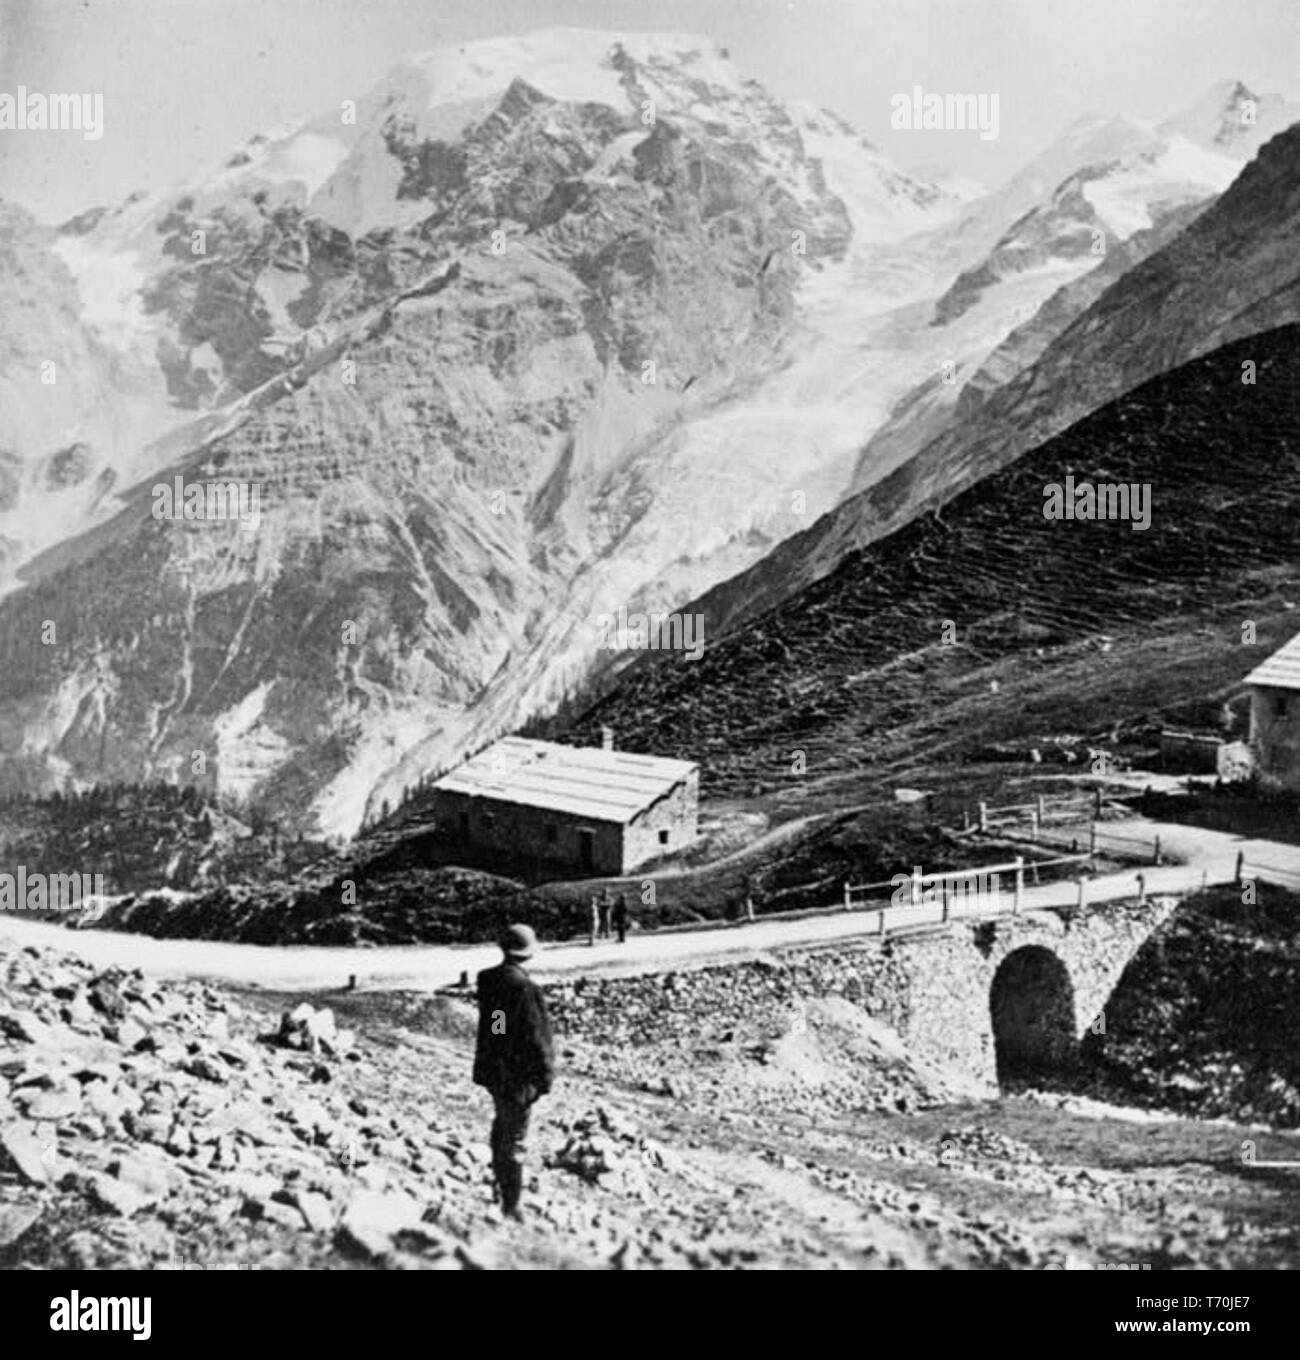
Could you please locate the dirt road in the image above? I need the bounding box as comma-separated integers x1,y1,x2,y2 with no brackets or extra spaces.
0,818,1293,993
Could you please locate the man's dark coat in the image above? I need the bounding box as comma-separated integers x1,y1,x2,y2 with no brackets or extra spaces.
473,961,555,1096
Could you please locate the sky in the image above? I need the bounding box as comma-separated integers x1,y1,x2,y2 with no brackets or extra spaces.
1,0,1298,222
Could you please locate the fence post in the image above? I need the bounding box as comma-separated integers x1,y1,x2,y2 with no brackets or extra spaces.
1093,785,1102,817
1029,809,1039,842
1135,872,1146,905
1076,877,1087,912
942,877,951,923
1234,850,1244,886
978,801,988,833
963,807,971,832
1037,794,1046,827
843,881,851,911
1153,835,1162,867
878,907,887,938
1013,857,1023,915
1089,823,1098,860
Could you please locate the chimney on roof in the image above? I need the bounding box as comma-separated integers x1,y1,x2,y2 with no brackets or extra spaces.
600,725,614,752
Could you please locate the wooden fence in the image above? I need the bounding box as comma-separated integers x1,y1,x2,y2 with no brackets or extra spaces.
841,852,1095,924
969,789,1142,837
1237,852,1300,893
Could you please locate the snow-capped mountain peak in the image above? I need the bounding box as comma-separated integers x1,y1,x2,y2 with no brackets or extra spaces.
0,30,967,833
1159,77,1300,155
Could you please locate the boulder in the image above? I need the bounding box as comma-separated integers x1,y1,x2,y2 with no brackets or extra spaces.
102,1018,148,1049
88,974,129,1021
335,1189,425,1261
0,1011,57,1045
0,1202,41,1249
182,1056,228,1085
17,1086,82,1121
251,1197,306,1230
110,1155,176,1200
78,1170,153,1217
0,1122,54,1184
83,1082,130,1124
290,1190,336,1234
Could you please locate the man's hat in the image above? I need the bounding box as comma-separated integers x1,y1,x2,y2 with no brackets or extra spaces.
500,923,538,961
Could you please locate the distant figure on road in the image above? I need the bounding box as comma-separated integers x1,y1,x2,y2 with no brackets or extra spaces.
472,924,555,1221
612,893,628,943
598,890,612,940
588,894,600,945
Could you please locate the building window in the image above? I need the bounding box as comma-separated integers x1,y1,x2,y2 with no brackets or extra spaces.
659,829,670,846
1277,695,1290,719
546,823,557,844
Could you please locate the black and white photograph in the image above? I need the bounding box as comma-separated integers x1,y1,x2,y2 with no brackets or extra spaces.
0,0,1298,1303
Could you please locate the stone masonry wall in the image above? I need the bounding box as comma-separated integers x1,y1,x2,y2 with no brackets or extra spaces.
541,899,1178,1089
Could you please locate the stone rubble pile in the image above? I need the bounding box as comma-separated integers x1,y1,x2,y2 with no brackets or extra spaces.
545,957,961,1123
548,1105,682,1199
274,1003,356,1058
0,945,484,1268
545,952,910,1051
939,1125,1045,1167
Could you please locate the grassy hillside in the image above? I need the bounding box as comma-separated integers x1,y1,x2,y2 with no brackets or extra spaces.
554,324,1300,798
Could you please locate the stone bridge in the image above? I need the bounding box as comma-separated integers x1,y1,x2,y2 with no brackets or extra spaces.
886,898,1180,1086
543,897,1183,1090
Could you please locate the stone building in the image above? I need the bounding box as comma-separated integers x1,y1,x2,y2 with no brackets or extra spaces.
428,734,699,875
1245,631,1300,790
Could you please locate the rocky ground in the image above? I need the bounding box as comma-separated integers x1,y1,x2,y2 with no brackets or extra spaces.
1083,884,1300,1125
3,939,1298,1270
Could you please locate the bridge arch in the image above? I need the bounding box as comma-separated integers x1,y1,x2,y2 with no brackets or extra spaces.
989,944,1076,1088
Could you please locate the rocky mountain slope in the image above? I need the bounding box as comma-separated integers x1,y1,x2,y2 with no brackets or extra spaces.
0,31,978,836
2,45,1293,839
813,84,1286,520
667,116,1300,648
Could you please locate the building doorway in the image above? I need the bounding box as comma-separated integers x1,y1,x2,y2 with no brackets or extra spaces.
578,828,595,872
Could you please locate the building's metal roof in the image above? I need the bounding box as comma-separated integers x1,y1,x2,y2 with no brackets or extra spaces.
431,737,697,825
1245,631,1300,692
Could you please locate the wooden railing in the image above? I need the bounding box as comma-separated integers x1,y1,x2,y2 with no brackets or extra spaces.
841,853,1093,921
968,790,1127,836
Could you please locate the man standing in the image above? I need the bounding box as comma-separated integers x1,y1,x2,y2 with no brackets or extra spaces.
598,889,612,940
473,924,555,1221
612,893,628,944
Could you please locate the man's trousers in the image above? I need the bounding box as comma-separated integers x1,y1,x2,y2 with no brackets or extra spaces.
489,1088,533,1212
